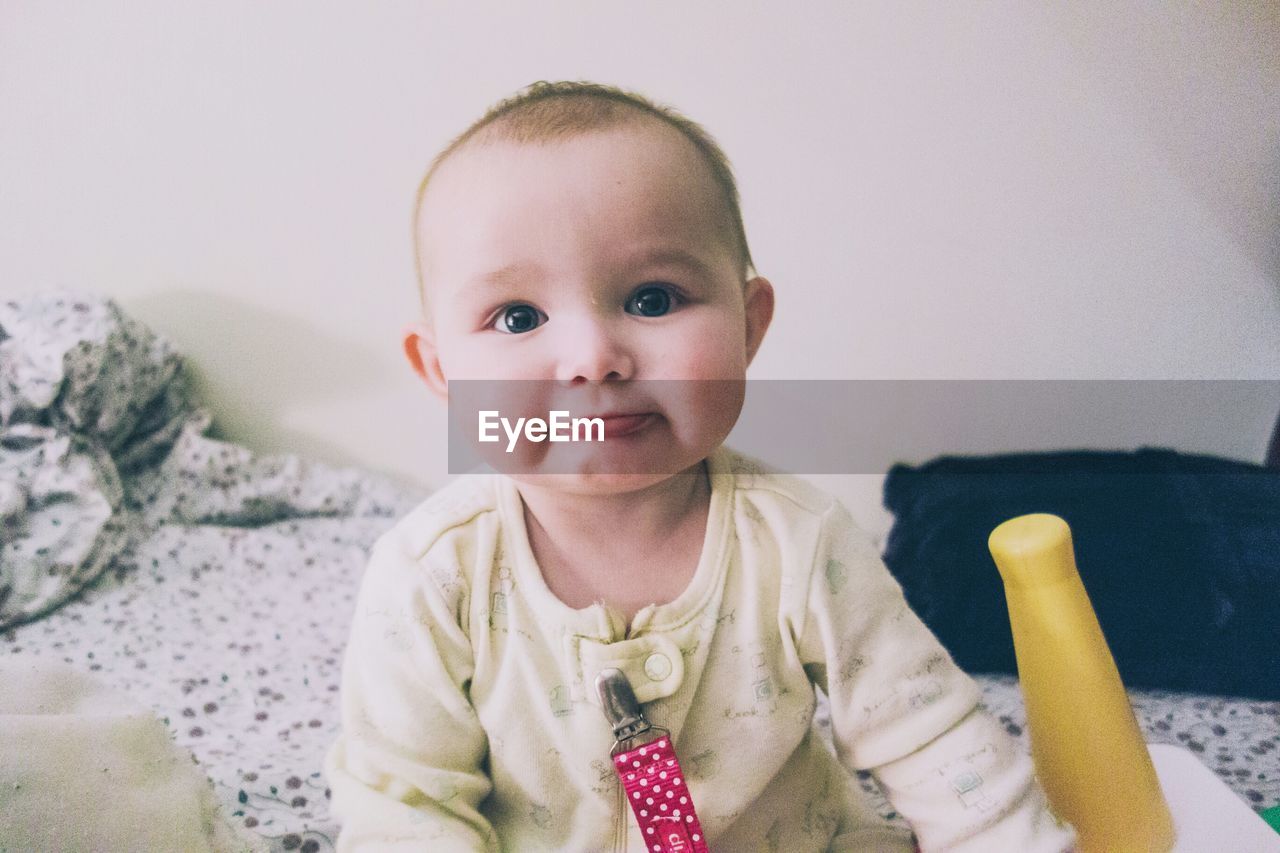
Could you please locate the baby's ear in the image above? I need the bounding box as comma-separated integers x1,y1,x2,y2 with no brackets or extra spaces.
743,276,775,366
403,322,448,400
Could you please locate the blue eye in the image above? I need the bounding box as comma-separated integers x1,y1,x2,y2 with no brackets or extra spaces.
495,304,544,334
627,285,676,317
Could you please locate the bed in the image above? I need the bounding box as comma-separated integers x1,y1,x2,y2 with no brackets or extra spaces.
2,294,1277,851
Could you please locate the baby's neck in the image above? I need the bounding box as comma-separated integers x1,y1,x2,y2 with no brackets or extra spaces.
516,462,712,626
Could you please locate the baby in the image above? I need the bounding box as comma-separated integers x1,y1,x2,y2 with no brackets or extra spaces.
325,81,1075,851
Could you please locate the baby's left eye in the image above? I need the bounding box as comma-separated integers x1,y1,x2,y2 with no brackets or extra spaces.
626,284,679,317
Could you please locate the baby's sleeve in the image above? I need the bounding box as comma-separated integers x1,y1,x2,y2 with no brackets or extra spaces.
796,502,1075,852
324,530,498,852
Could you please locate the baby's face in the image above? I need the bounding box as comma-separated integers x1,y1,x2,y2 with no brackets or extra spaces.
408,119,773,493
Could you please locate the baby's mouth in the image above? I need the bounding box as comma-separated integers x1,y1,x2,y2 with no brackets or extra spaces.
592,412,660,438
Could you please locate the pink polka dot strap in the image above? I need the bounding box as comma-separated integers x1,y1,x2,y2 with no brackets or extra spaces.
613,737,709,853
596,668,710,852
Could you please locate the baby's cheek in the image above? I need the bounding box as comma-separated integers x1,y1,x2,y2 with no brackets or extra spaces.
439,339,542,381
660,316,750,380
689,342,750,382
658,374,743,453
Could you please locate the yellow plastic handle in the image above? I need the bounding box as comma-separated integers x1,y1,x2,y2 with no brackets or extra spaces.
989,514,1174,853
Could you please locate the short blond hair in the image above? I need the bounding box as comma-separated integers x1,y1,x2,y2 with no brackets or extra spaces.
412,81,755,308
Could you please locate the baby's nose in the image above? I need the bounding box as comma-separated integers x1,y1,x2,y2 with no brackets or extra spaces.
555,320,635,384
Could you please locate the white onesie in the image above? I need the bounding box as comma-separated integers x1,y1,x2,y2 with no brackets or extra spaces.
325,446,1074,851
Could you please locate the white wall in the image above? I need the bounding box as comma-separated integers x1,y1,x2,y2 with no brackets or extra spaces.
2,1,1277,531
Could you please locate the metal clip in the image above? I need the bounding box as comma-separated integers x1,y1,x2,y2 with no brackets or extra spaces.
595,668,666,755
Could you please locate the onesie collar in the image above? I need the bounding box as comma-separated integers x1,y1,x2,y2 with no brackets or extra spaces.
496,445,735,642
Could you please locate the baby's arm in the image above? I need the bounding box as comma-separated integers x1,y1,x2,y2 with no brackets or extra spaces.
797,502,1075,852
324,534,497,852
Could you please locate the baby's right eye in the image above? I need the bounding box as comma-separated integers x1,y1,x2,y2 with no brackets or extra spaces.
491,303,545,334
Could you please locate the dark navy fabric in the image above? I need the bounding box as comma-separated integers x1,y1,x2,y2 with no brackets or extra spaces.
881,449,1280,700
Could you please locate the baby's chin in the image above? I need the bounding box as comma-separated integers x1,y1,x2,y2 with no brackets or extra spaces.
507,470,692,498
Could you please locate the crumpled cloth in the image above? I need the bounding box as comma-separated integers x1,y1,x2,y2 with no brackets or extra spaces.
0,293,189,628
0,657,266,852
0,291,409,629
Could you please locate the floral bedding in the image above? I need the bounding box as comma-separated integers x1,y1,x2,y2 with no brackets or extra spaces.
1,294,1275,851
8,560,1277,852
1,292,423,849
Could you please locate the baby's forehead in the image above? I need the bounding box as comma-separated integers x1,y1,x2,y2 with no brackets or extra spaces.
442,116,709,192
419,120,728,249
413,112,745,317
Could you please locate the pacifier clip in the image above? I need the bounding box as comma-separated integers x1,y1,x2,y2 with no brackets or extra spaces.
596,668,710,853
